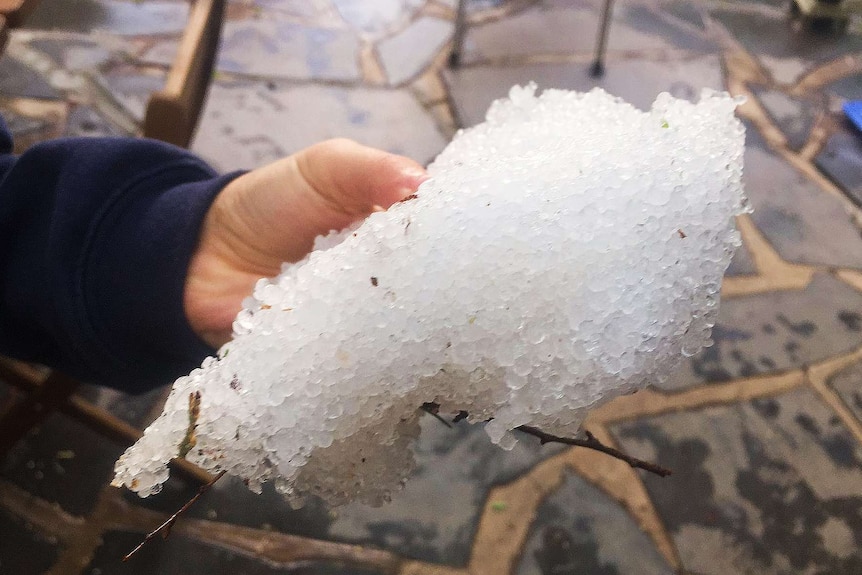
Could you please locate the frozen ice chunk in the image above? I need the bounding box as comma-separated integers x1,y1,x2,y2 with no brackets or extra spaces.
113,85,748,505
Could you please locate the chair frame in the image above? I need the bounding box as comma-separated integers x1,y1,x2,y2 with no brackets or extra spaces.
0,0,224,479
448,0,615,78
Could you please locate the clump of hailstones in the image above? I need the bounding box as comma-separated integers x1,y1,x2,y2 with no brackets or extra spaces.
113,85,748,506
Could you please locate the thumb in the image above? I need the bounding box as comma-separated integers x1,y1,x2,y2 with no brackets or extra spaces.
294,138,429,213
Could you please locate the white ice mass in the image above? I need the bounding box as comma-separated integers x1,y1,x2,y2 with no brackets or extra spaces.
113,85,748,505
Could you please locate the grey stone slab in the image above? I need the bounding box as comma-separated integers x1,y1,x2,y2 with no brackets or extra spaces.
0,108,48,138
663,0,707,30
710,8,862,83
94,69,166,123
614,387,862,575
63,105,127,138
725,241,756,276
828,73,862,101
192,81,447,171
671,273,862,386
815,125,862,207
0,56,60,99
617,2,716,51
0,509,59,575
119,474,332,541
216,20,361,81
257,0,334,20
28,37,115,72
88,531,352,575
74,383,165,429
515,471,673,575
752,87,822,150
333,0,424,36
828,361,862,424
24,0,189,36
745,137,862,269
378,17,452,86
1,413,124,516
462,2,714,65
467,0,507,12
444,55,724,127
328,416,564,565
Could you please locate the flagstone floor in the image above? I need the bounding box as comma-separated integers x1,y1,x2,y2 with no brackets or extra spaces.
1,0,862,574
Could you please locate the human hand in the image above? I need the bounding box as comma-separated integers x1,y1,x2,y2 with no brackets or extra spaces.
184,139,429,348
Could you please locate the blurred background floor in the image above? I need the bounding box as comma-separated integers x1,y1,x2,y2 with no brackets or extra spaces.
1,0,862,573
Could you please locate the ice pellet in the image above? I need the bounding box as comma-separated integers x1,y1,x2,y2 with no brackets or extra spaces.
113,85,748,506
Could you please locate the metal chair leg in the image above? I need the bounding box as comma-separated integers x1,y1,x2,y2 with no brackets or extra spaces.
449,0,468,68
590,0,614,78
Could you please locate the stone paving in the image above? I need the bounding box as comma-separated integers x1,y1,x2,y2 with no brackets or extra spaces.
1,0,862,573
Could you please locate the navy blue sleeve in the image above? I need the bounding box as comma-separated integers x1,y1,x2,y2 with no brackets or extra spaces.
0,115,243,393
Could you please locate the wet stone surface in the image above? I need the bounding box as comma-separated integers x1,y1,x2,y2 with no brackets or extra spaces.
709,8,862,82
815,123,862,207
88,531,314,575
378,16,452,86
462,2,713,65
671,274,862,386
0,106,49,139
444,55,724,128
614,387,862,575
124,473,333,541
215,20,361,81
74,384,166,429
23,0,189,36
515,472,672,575
28,37,117,72
828,361,862,424
332,0,424,37
0,413,124,516
94,68,166,123
192,81,447,171
0,56,60,100
752,87,822,150
827,73,862,101
0,508,59,575
725,241,757,276
663,0,706,31
63,105,127,138
328,415,564,565
746,136,862,269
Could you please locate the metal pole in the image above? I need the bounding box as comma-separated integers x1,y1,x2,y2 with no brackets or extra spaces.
449,0,469,68
590,0,614,78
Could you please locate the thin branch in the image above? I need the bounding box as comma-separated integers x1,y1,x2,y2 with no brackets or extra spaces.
123,402,668,561
123,470,226,561
420,402,452,428
515,426,672,477
420,402,672,477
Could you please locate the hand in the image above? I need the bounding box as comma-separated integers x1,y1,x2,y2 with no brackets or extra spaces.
184,139,428,348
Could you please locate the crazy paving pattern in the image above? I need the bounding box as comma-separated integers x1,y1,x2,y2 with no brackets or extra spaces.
1,0,862,573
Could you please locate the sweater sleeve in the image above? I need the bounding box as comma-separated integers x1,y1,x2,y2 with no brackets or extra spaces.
0,115,244,393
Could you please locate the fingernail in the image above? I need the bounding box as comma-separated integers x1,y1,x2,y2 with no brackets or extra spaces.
401,166,430,183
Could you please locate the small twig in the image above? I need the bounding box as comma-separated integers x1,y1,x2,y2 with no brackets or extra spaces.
420,402,671,477
515,426,672,477
123,470,227,561
420,402,452,428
